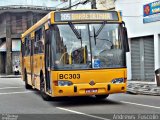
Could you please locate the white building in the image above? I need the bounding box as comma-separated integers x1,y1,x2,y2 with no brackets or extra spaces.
115,0,160,83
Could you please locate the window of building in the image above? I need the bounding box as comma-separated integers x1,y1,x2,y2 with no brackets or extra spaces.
16,15,22,28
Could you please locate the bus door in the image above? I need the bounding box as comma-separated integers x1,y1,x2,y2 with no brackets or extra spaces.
31,39,35,87
44,29,51,92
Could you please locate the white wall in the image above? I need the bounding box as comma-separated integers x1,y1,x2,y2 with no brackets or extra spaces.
154,34,160,70
115,0,160,81
115,0,160,38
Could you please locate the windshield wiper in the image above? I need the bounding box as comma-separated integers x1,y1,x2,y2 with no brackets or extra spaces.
95,21,106,37
93,21,106,45
68,22,82,47
68,22,82,39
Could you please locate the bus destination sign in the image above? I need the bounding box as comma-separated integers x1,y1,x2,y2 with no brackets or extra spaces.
54,10,119,22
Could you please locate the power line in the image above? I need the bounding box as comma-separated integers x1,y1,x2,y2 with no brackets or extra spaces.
59,0,90,10
54,0,69,8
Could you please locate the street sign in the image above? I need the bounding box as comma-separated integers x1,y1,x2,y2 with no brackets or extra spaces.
143,0,160,23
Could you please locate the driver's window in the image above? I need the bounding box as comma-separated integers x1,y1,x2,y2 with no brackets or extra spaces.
54,24,89,65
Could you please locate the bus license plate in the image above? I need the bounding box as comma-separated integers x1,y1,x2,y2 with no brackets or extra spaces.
85,89,98,93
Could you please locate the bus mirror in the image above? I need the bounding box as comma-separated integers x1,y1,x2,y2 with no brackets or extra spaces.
123,27,129,52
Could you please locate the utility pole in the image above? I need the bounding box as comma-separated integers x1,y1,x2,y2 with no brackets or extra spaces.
91,0,97,9
69,0,71,9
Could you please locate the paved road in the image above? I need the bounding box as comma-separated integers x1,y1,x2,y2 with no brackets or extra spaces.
0,78,160,120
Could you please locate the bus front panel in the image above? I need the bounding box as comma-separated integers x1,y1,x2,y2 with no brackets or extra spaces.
50,68,127,97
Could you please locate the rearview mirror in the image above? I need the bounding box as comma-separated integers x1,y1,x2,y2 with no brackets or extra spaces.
123,27,129,52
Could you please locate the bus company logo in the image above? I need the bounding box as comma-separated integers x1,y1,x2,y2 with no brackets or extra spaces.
89,80,95,86
144,4,150,15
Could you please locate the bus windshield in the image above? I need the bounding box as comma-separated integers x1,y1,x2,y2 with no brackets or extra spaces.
51,23,125,70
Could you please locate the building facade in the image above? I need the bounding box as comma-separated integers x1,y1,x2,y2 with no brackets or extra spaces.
97,0,115,10
0,0,68,74
71,0,115,10
116,0,160,83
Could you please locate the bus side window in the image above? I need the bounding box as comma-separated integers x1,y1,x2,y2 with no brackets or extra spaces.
35,28,44,54
28,39,31,55
24,38,27,56
40,28,44,53
24,37,30,56
34,31,38,54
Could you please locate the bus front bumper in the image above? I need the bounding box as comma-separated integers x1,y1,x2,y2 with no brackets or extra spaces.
52,83,126,97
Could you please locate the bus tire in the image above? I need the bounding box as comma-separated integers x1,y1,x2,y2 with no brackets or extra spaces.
24,71,32,89
40,74,52,101
95,94,109,100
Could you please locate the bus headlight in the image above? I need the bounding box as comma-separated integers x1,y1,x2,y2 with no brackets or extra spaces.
57,80,73,86
111,78,124,84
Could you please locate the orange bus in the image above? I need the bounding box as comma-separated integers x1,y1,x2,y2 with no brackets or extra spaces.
21,10,129,100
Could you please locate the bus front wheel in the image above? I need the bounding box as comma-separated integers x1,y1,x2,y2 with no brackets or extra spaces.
95,94,109,100
40,74,52,101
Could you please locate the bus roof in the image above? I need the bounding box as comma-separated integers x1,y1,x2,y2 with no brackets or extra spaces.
21,11,54,39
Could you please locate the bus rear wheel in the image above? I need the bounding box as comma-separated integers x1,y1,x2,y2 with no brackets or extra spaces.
95,94,109,100
40,75,52,101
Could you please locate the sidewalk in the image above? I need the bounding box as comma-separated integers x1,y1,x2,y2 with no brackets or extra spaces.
127,81,160,96
0,74,21,78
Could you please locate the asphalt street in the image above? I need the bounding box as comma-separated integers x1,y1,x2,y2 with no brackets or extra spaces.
0,78,160,120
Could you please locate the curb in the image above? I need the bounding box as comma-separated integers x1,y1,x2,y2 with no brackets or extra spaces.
0,75,21,78
127,83,160,96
